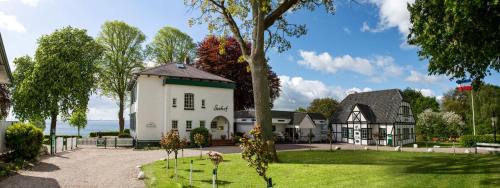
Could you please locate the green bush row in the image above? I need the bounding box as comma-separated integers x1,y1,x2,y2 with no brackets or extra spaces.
89,129,130,137
189,127,210,147
460,135,498,147
43,135,82,139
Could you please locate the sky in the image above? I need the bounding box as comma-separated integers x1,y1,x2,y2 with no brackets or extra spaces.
1,0,498,120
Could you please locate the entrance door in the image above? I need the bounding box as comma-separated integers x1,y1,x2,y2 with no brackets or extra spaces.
354,125,361,145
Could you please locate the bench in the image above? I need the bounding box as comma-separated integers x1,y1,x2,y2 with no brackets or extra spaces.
476,143,500,153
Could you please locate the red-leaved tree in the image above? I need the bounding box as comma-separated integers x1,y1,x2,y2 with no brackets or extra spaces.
195,36,281,111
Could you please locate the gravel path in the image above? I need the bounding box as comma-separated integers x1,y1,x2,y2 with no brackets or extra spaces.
0,143,493,188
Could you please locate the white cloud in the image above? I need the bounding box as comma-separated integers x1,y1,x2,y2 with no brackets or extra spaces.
361,22,371,32
405,70,445,84
345,87,373,95
21,0,40,6
364,0,415,36
0,12,26,32
298,50,403,83
273,76,372,110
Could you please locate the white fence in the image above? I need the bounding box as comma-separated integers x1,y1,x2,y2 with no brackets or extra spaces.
78,137,134,148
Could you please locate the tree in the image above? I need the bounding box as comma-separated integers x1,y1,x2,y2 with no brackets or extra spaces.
295,107,307,113
186,0,335,161
68,108,87,137
146,26,195,64
416,109,440,148
408,0,500,83
160,132,173,169
306,98,339,119
442,84,500,135
96,21,146,133
0,84,10,119
195,36,281,110
194,133,205,159
402,88,439,123
240,125,274,185
12,27,102,155
160,130,181,177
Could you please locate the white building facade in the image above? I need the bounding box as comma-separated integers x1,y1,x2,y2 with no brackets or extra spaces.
235,111,328,143
331,89,415,146
0,32,13,153
129,63,235,148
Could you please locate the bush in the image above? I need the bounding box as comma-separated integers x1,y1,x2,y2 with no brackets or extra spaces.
43,135,82,139
460,135,496,147
118,132,132,138
5,122,44,161
190,127,210,147
89,131,119,137
124,129,130,134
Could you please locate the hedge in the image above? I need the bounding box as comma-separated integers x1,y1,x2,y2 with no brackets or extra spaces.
89,129,131,137
460,135,498,147
5,122,44,161
43,135,82,139
189,127,210,147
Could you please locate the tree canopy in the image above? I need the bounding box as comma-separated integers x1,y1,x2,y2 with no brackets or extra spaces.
442,84,499,135
195,36,281,110
12,26,102,144
402,88,439,123
408,0,500,83
96,20,146,133
147,26,195,64
416,109,465,141
305,97,339,119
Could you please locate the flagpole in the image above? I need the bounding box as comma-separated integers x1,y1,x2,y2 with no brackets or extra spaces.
471,89,476,136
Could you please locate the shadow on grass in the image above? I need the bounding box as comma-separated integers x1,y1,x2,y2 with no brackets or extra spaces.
480,177,500,186
200,179,233,186
183,169,204,173
277,150,500,175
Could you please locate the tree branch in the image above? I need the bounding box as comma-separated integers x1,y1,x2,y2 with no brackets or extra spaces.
264,0,300,30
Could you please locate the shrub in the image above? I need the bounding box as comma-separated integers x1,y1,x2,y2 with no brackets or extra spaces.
124,129,130,134
460,135,496,147
118,132,132,138
5,122,44,161
89,131,119,137
190,127,210,147
43,135,82,139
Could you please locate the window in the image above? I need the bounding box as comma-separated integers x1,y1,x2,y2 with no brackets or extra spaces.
131,84,137,103
348,128,354,139
186,121,192,131
397,128,401,139
130,113,136,131
241,119,247,121
403,128,410,139
172,120,178,129
201,99,206,108
277,119,285,122
379,128,387,139
211,121,217,129
410,128,414,139
172,98,177,107
200,121,205,128
342,127,348,138
184,93,194,110
361,129,368,139
272,125,276,132
402,106,410,116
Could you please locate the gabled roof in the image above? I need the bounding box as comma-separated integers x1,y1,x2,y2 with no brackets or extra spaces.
293,112,307,125
331,89,404,124
0,33,13,84
235,110,294,119
137,63,234,83
307,113,327,121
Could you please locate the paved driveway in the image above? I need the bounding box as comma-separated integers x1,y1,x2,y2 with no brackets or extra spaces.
0,143,491,188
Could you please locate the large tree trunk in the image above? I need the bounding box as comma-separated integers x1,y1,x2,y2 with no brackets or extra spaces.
248,3,278,161
118,96,125,133
50,112,57,155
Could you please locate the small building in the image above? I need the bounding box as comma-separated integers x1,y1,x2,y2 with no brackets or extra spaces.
128,63,235,148
0,32,13,153
331,89,415,146
235,110,328,143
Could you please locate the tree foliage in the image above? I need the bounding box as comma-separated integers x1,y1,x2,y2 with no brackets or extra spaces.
240,125,273,182
68,107,87,136
5,122,43,160
147,26,195,64
96,21,146,133
0,84,10,119
408,0,500,83
442,84,500,135
306,97,339,119
417,109,465,141
195,36,281,110
12,27,102,140
402,88,439,123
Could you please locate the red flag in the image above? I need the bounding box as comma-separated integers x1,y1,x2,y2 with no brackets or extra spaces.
457,85,473,92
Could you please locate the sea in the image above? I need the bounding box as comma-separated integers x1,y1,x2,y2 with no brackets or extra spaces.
42,120,130,137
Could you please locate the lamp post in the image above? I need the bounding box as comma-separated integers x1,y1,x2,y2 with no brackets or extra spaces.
492,112,497,143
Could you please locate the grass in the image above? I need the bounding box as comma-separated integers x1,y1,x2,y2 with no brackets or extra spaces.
142,150,500,188
405,141,460,148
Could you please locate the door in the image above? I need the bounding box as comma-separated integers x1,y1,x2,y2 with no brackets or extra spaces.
388,134,393,146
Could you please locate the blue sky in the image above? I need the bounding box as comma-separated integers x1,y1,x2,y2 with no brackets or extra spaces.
1,0,498,120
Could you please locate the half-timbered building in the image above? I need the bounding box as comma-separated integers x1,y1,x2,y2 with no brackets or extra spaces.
331,89,415,146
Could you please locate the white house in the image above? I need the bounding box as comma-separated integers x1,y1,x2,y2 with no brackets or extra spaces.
331,89,415,146
0,32,13,153
128,63,235,148
235,110,328,143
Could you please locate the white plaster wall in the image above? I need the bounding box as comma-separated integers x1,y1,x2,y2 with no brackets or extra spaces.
0,119,6,153
135,76,234,141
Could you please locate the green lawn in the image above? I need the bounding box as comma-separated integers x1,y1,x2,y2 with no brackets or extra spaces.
142,151,500,188
406,141,461,148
